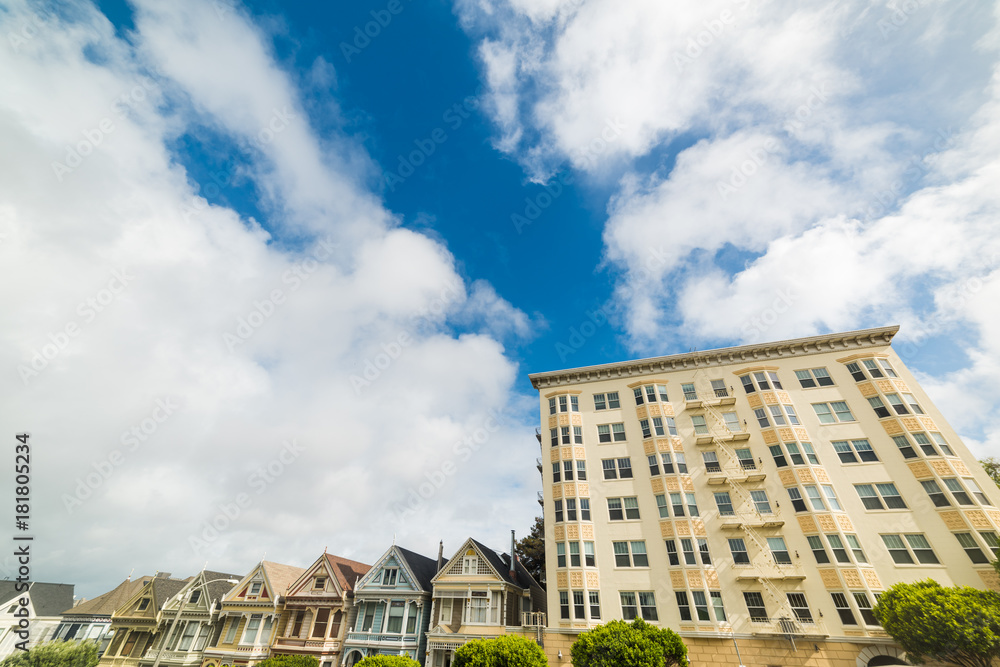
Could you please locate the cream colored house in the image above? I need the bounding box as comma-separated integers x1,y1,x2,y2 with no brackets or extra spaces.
529,325,1000,667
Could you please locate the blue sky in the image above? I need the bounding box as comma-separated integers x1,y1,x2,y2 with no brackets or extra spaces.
2,0,999,597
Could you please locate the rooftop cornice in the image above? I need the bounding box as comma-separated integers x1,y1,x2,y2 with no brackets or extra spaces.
528,325,900,390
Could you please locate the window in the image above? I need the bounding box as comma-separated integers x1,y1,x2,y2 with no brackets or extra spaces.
602,458,633,479
922,480,950,507
754,408,771,428
788,488,807,512
551,462,560,483
681,539,696,565
768,537,791,564
613,541,648,567
660,452,674,474
652,417,666,436
691,591,710,621
833,439,878,463
862,359,884,378
711,379,729,397
881,533,939,564
137,599,150,611
639,419,651,439
223,618,239,644
560,591,569,619
558,396,568,412
831,593,857,625
633,387,644,405
854,592,879,625
670,493,685,516
912,432,938,456
784,405,800,425
802,442,820,464
597,423,626,442
594,391,619,410
608,497,640,520
804,485,825,510
698,538,712,564
981,532,1000,558
589,592,601,619
554,499,563,522
827,534,850,563
736,448,755,470
566,498,577,521
823,485,842,510
813,401,855,423
580,498,591,520
576,460,587,480
956,533,988,563
664,417,678,435
768,405,787,426
715,491,734,516
892,435,918,459
884,393,909,415
902,393,923,414
675,452,688,473
656,494,670,518
562,460,573,481
573,426,583,444
784,442,805,465
968,478,991,505
743,592,767,621
381,569,397,586
691,415,708,435
807,536,829,563
676,592,691,621
722,412,742,432
312,608,330,637
620,592,637,620
855,483,906,510
571,395,579,411
931,432,955,456
686,493,700,516
943,478,974,505
769,445,787,467
573,591,586,619
740,371,783,392
569,541,581,566
786,593,812,622
648,455,660,476
846,534,867,562
665,539,679,565
638,592,658,620
468,595,488,623
584,541,596,566
561,426,570,444
682,383,698,400
242,615,261,644
624,496,640,519
556,543,566,568
550,428,558,447
750,490,772,514
703,451,721,473
711,591,727,621
867,396,891,418
549,397,556,414
729,538,750,564
795,368,834,388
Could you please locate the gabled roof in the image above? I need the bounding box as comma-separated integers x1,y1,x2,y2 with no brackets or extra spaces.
62,577,149,617
114,574,190,618
260,561,307,598
0,582,75,617
396,547,438,592
324,554,371,593
200,570,243,606
432,538,538,590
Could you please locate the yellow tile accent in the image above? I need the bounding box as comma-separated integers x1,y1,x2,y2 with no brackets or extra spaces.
876,379,894,393
552,485,562,499
550,448,560,463
586,572,599,588
836,514,854,531
554,525,565,540
778,470,796,486
748,394,762,408
794,428,809,440
651,478,664,493
931,460,955,476
893,379,910,392
988,510,1000,526
559,415,569,426
582,525,594,539
797,468,815,484
563,483,576,497
574,447,586,459
862,569,881,589
907,460,933,478
939,511,966,530
567,524,580,539
797,515,818,534
663,404,675,417
660,521,674,538
705,570,720,589
882,419,903,435
979,570,1000,592
779,428,795,441
571,414,582,426
556,573,567,588
649,404,661,417
644,440,655,456
966,510,992,529
815,468,831,483
762,430,778,444
675,522,691,536
857,382,877,398
818,569,840,589
761,391,777,405
577,483,589,496
682,477,694,492
901,417,922,431
920,416,937,430
636,406,647,420
817,514,837,531
570,572,583,588
842,569,863,588
657,439,672,452
548,416,557,428
561,446,573,460
672,439,684,452
670,571,685,588
692,520,706,537
687,571,703,588
665,477,680,491
952,460,971,476
777,391,791,404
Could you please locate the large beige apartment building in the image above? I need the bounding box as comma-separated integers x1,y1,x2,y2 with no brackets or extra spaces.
529,325,1000,667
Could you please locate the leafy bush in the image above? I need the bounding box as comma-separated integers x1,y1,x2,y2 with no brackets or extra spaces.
0,640,99,667
874,579,1000,667
257,656,321,667
452,634,547,667
571,618,688,667
355,656,421,667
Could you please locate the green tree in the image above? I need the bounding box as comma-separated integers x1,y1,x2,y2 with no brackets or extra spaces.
452,634,547,667
258,656,320,667
354,657,420,667
516,515,545,586
981,458,1000,489
0,640,98,667
873,579,1000,667
571,618,688,667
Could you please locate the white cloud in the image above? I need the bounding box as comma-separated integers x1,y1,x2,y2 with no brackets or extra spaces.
0,0,537,595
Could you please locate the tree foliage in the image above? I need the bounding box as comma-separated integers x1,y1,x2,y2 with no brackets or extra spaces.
0,640,98,667
452,634,547,667
354,656,420,667
873,579,1000,667
571,618,688,667
258,656,321,667
981,458,1000,489
516,515,545,586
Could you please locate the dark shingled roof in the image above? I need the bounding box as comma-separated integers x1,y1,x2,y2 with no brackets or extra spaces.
62,576,150,617
200,571,242,605
0,582,75,617
395,547,438,592
151,576,190,611
470,539,540,589
323,554,371,593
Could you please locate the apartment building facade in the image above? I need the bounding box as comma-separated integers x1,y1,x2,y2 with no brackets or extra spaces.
529,325,1000,667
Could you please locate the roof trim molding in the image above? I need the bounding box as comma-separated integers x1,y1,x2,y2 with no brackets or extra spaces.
529,326,899,389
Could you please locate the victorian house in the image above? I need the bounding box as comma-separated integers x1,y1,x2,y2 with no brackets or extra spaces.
0,581,75,659
200,561,306,667
54,576,147,655
98,573,190,667
136,569,241,667
269,552,370,667
341,544,438,666
424,537,546,667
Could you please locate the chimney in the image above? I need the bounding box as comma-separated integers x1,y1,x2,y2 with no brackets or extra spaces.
437,541,444,572
509,530,517,582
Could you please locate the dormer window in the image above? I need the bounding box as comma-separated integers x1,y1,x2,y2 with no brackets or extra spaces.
381,568,398,587
189,590,201,604
313,577,326,590
462,556,479,575
137,599,150,611
249,582,262,596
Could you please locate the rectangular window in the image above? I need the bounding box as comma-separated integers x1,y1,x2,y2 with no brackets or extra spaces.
729,538,750,564
670,492,684,517
549,397,556,414
617,458,633,479
854,592,879,625
921,480,950,507
743,592,767,622
631,541,649,567
855,484,883,510
676,452,687,473
594,393,607,410
691,415,708,435
883,392,908,415
862,359,884,378
692,591,710,621
602,459,617,480
698,538,711,564
711,379,728,397
754,408,770,428
786,593,812,622
386,604,404,633
571,395,579,412
634,387,644,405
767,537,791,564
624,496,640,519
613,541,630,567
868,396,891,418
750,490,771,514
223,618,239,644
665,540,679,566
805,485,825,510
903,393,923,414
711,591,726,621
561,426,570,444
573,426,583,444
676,592,691,621
823,485,842,511
807,536,829,563
657,385,668,402
656,494,670,518
846,534,868,562
846,361,865,381
660,452,674,474
769,405,787,426
556,543,566,568
788,487,807,512
784,405,800,425
560,592,569,619
796,367,834,388
566,498,577,521
681,538,696,565
554,499,563,522
652,417,665,436
645,385,657,403
876,483,906,508
638,592,657,621
741,374,756,393
597,425,610,443
559,396,568,412
931,432,955,456
665,417,678,435
832,401,855,421
573,591,585,619
612,423,626,441
905,534,939,563
703,451,721,473
682,383,697,400
980,532,1000,558
831,593,857,625
912,432,938,456
312,608,330,638
879,358,898,377
943,478,974,505
589,591,601,619
550,428,558,447
178,622,198,651
563,460,574,481
242,615,261,644
607,392,620,408
736,448,755,470
686,492,699,517
580,498,591,520
968,478,991,505
620,592,637,620
577,460,587,480
639,419,651,439
881,534,913,564
892,435,917,459
785,442,805,465
813,403,834,424
769,444,787,467
956,533,988,563
584,541,596,566
723,412,741,432
715,491,734,516
649,455,660,476
827,534,850,563
803,442,820,464
552,462,560,483
607,498,622,521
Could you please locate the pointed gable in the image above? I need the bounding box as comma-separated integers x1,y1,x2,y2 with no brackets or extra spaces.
227,560,306,603
357,546,435,594
325,554,371,594
433,539,504,583
62,576,149,617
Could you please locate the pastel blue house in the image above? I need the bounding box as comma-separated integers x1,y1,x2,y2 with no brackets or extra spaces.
342,545,439,666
